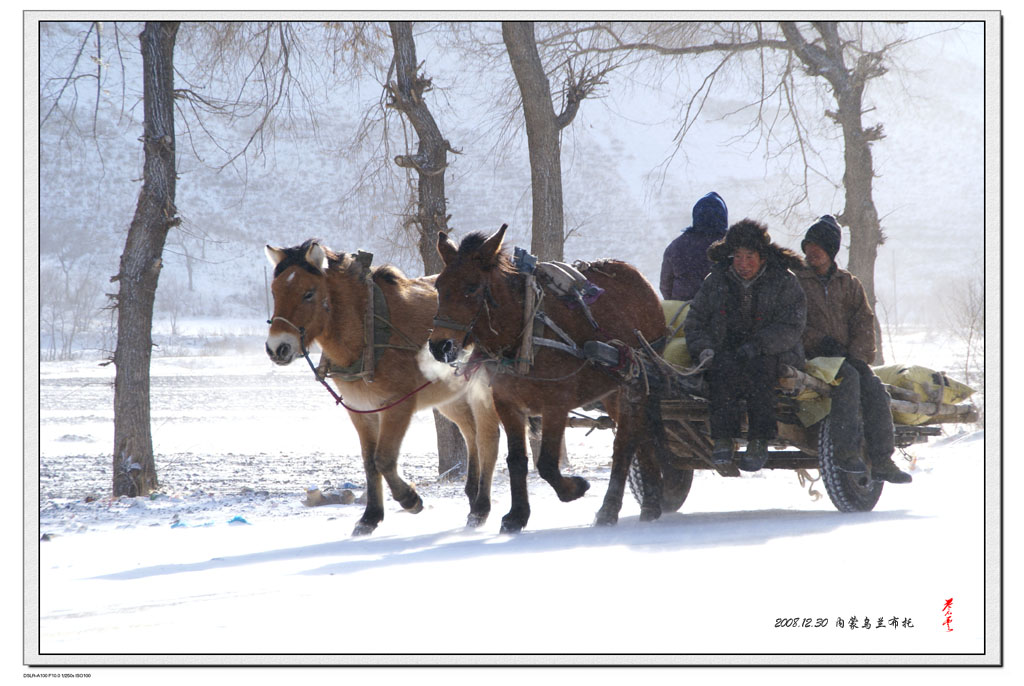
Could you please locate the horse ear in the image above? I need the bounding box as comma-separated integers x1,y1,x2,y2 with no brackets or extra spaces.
265,245,286,268
304,242,328,273
479,223,508,265
437,231,458,267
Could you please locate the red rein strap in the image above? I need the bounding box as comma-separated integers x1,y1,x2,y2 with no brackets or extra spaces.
271,316,434,415
330,378,433,414
303,341,433,414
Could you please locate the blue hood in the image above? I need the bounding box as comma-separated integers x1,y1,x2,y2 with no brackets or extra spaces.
690,192,728,234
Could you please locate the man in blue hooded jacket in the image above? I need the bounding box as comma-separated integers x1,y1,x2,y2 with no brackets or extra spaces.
660,192,728,301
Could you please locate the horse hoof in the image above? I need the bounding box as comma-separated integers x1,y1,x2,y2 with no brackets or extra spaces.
400,493,424,514
639,506,662,522
466,512,489,528
500,515,526,534
557,476,590,503
594,510,618,527
352,520,378,536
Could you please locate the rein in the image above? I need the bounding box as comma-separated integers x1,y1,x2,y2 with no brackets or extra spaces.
268,315,432,415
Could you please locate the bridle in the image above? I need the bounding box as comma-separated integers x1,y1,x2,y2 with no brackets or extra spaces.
431,281,499,356
267,314,431,415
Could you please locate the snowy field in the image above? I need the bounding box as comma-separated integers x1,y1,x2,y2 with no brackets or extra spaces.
28,325,1000,679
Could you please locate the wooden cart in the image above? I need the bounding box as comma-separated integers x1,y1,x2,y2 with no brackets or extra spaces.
568,362,979,513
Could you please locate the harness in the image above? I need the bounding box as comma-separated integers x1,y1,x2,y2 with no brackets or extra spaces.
433,246,662,387
270,250,429,413
315,279,418,382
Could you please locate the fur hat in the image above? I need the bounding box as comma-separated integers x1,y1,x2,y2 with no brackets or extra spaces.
722,218,771,256
707,219,803,271
801,215,842,261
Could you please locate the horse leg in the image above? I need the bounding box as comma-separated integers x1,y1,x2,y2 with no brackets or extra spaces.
636,391,665,522
594,393,644,526
348,412,384,536
495,403,531,533
440,398,487,527
373,406,424,515
470,397,501,528
536,410,589,503
633,439,663,522
595,395,663,525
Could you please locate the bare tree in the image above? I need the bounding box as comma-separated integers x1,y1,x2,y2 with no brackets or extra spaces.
778,21,900,360
386,20,468,478
567,21,915,361
945,267,984,393
110,21,180,496
502,21,607,261
42,21,339,496
386,22,460,273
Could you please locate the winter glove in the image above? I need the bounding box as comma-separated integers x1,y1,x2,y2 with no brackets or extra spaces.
736,341,760,361
817,335,847,358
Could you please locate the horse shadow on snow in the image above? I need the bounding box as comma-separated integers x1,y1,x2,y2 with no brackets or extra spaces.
94,507,921,582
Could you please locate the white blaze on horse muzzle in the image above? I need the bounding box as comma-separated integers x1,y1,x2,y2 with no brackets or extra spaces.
266,330,301,365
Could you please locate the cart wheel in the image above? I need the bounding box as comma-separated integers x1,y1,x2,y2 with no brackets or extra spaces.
628,456,693,513
818,416,883,512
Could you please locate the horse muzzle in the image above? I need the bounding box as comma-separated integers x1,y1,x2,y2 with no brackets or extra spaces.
266,331,300,366
429,338,458,364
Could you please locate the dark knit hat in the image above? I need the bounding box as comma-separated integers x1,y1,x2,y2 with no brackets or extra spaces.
801,215,842,261
692,192,728,233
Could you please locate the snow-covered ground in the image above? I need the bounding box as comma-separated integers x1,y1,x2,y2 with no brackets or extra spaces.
29,328,998,677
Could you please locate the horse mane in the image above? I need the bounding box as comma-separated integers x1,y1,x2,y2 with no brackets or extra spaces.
272,239,327,278
458,231,518,279
457,231,489,257
274,239,405,285
371,264,404,285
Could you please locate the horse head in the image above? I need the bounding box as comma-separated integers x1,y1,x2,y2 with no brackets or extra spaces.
264,240,332,365
429,223,510,364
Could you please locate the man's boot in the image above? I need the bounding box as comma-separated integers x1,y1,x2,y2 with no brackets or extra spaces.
834,439,867,474
711,438,735,466
738,439,769,472
871,456,912,484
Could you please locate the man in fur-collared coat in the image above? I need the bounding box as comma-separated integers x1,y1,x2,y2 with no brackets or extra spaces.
796,215,911,484
685,219,806,471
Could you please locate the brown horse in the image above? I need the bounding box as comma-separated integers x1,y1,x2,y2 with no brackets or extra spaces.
428,224,669,532
265,240,500,536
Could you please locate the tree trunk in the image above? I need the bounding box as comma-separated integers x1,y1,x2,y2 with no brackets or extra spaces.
388,21,468,479
780,21,887,362
111,21,180,497
503,22,585,466
502,21,566,262
836,98,886,363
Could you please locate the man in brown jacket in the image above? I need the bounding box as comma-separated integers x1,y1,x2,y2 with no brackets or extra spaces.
797,215,911,484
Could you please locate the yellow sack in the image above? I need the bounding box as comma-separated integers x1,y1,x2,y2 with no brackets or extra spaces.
661,301,692,368
794,357,846,427
874,364,975,425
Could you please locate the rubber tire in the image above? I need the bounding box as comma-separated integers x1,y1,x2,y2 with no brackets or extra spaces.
628,457,694,513
818,416,883,512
